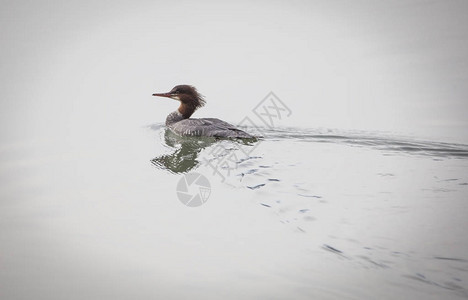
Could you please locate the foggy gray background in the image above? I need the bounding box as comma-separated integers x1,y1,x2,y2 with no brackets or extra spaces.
1,0,468,144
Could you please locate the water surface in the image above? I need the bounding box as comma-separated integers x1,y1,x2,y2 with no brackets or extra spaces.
1,124,468,300
149,124,468,299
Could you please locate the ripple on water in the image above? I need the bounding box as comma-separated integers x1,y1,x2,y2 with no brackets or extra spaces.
255,126,468,159
247,183,266,190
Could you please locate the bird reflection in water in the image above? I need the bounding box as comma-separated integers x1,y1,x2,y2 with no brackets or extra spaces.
151,128,257,174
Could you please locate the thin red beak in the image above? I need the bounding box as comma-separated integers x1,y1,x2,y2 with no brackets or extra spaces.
152,92,172,98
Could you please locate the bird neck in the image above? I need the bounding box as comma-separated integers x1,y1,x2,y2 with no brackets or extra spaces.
178,102,197,119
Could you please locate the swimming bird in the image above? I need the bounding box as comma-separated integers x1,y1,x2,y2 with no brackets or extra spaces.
152,85,254,138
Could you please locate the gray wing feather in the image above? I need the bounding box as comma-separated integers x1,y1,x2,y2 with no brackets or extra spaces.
169,118,253,138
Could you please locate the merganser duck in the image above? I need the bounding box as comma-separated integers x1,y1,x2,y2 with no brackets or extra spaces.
152,85,254,138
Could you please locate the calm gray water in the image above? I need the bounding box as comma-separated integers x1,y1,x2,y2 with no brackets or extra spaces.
1,122,468,299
